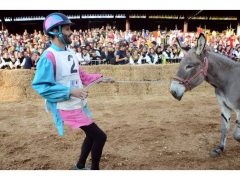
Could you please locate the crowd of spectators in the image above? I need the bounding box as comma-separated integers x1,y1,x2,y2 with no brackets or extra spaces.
1,25,240,70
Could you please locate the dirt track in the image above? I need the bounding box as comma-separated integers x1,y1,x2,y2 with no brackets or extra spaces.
1,83,240,170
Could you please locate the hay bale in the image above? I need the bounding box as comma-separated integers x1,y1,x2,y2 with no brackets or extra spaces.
0,70,36,101
82,64,175,81
141,65,162,81
25,85,41,99
0,86,26,101
117,82,148,96
0,70,3,85
161,64,179,81
1,69,35,87
89,83,118,96
0,64,182,101
147,82,170,96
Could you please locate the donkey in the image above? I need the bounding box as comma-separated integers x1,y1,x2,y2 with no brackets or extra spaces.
170,33,240,157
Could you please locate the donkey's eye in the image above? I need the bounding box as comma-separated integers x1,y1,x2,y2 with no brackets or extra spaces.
185,65,194,69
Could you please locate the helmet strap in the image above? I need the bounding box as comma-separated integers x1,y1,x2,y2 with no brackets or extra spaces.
48,26,69,46
48,31,58,36
57,26,68,46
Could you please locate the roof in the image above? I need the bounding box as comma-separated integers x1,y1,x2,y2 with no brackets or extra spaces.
0,10,239,19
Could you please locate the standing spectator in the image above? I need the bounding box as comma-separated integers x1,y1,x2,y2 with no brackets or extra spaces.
115,43,128,65
23,51,39,69
151,41,157,50
106,43,115,65
99,46,107,63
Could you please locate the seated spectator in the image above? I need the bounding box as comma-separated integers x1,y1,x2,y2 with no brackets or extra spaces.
90,49,102,65
224,45,234,59
162,45,174,63
78,47,91,65
146,48,158,64
172,44,182,63
215,44,224,55
0,53,6,69
129,48,140,65
137,46,149,64
75,46,82,59
1,52,12,69
9,53,17,69
14,51,26,69
233,45,240,62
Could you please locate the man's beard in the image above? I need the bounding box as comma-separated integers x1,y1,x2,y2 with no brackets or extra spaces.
62,34,72,44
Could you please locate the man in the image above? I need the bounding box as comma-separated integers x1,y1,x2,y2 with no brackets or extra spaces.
23,51,39,69
115,43,128,65
32,12,113,170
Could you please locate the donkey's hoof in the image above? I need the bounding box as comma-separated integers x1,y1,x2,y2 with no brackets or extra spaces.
210,149,222,158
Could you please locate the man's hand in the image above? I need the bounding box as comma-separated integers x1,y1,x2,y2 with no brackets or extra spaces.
70,88,88,99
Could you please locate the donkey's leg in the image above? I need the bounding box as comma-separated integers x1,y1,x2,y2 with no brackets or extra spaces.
233,111,240,142
211,95,231,157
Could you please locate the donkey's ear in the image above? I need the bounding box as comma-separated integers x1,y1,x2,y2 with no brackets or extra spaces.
176,37,182,48
176,37,191,52
196,33,206,55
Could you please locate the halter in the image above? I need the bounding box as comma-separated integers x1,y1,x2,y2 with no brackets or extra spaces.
173,57,209,91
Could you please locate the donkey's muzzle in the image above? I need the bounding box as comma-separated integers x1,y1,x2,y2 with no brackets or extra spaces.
170,90,182,101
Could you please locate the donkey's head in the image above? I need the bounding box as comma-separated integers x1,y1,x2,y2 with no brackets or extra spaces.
170,33,208,101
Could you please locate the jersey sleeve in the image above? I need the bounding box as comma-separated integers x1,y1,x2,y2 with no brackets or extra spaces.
32,51,71,102
79,67,103,86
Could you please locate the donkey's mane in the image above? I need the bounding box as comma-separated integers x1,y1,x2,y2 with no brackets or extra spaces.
207,51,239,68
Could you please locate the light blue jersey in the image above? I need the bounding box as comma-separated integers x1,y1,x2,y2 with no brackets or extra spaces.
32,43,70,136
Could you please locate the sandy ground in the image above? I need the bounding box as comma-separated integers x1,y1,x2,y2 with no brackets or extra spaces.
1,83,240,170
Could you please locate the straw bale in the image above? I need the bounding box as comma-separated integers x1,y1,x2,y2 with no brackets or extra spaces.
141,65,162,81
0,70,3,85
117,82,149,96
147,82,170,96
25,85,41,99
88,83,118,96
1,69,35,87
161,64,179,80
0,64,182,101
0,86,26,101
82,65,101,74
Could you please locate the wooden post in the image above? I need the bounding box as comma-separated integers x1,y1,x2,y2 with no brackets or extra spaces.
183,17,188,33
125,13,130,32
1,17,5,30
126,19,130,31
237,16,240,37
